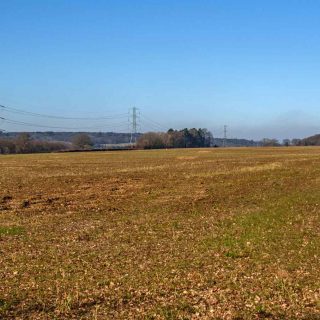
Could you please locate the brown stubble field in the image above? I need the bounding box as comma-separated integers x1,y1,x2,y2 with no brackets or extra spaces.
0,147,319,319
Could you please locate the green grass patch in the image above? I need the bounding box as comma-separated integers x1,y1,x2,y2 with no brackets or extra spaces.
0,299,12,314
0,226,25,236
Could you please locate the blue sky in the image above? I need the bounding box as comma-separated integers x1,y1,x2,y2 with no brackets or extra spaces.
0,0,319,139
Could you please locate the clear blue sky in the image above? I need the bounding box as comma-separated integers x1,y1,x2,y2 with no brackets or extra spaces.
1,0,320,139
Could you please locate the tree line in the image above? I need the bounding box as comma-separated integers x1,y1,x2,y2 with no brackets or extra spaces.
136,128,213,149
1,131,319,154
260,138,319,147
0,133,69,154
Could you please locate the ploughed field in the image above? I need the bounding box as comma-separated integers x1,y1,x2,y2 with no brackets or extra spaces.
0,147,319,319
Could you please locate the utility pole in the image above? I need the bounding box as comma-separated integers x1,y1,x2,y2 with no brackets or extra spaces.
129,107,139,144
223,125,227,147
0,115,4,135
0,105,5,131
0,117,5,134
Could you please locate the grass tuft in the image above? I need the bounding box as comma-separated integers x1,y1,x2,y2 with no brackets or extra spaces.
0,226,25,236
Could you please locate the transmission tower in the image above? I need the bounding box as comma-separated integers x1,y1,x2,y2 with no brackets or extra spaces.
223,125,227,147
129,107,139,144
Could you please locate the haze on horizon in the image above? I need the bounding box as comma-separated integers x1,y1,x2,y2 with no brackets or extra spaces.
1,0,319,140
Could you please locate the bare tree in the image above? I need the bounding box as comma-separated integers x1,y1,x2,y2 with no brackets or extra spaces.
261,138,280,147
282,139,291,147
72,134,93,149
15,133,32,153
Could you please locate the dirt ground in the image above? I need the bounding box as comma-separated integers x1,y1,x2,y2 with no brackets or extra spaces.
0,147,319,319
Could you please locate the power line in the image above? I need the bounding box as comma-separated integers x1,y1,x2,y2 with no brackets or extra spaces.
140,120,164,132
1,103,181,135
1,117,129,131
140,115,168,131
0,103,132,132
0,104,128,120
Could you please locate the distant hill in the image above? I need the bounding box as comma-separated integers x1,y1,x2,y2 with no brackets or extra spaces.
300,134,320,146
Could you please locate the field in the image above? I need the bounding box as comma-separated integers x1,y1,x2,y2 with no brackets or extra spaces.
0,147,319,319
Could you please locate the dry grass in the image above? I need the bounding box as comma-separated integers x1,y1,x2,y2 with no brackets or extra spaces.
0,147,319,319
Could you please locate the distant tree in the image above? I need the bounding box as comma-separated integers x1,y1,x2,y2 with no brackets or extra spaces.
291,138,302,146
202,128,214,147
137,128,214,149
136,132,166,149
166,129,185,148
282,139,291,147
31,140,69,153
188,128,203,147
298,134,320,146
0,135,68,154
15,133,32,153
261,138,280,147
72,134,93,149
0,138,16,154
